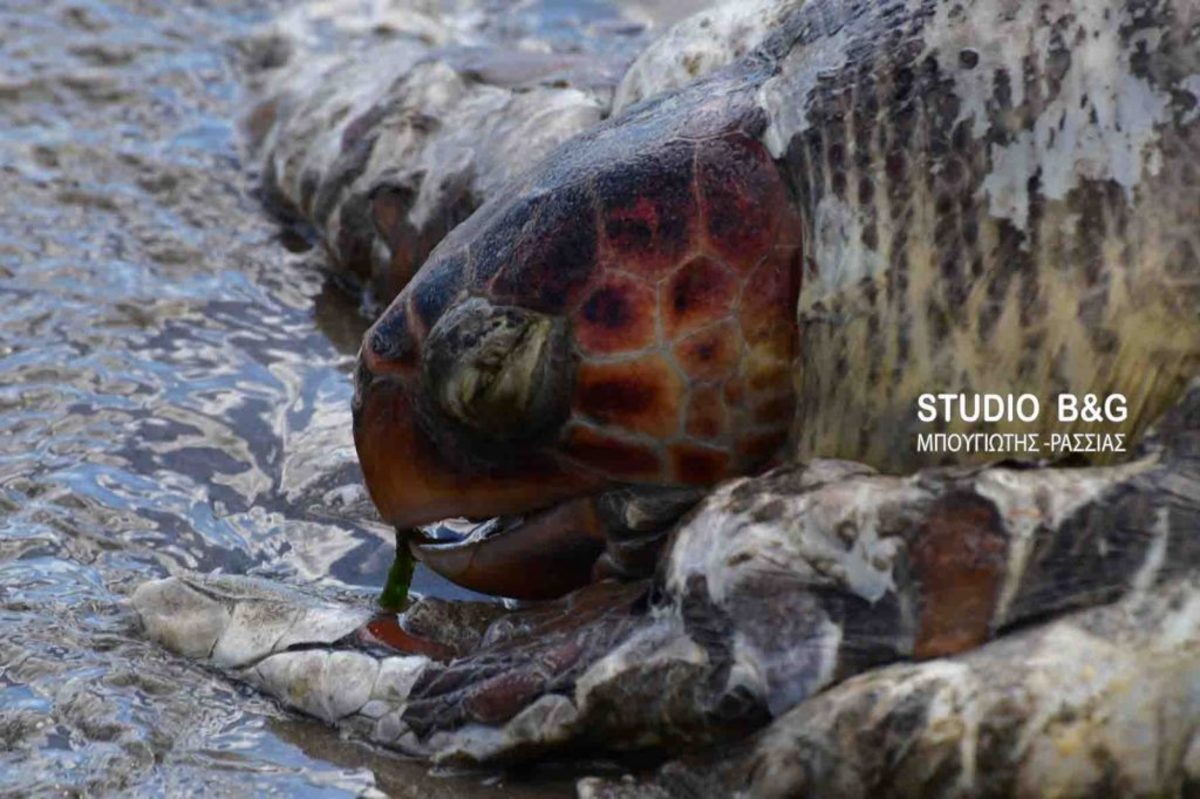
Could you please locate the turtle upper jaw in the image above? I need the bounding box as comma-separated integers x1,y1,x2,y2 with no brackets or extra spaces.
352,365,605,531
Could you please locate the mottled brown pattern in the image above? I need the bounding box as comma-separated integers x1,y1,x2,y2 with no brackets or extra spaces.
662,254,737,337
776,0,1200,472
575,356,684,438
575,274,658,355
672,321,740,381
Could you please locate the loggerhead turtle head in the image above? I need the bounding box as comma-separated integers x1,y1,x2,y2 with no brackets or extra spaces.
353,79,802,595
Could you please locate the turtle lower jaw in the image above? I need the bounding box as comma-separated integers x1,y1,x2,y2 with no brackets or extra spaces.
411,496,609,600
409,484,708,600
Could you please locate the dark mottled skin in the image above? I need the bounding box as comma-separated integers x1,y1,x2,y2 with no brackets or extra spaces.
758,0,1200,471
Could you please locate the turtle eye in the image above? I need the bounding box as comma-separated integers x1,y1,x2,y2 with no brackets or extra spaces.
421,297,572,441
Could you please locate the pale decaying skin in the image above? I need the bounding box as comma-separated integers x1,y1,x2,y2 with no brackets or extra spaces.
580,578,1200,798
135,0,1200,794
240,0,667,303
612,0,792,112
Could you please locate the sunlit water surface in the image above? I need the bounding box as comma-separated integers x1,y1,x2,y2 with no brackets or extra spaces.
0,0,691,794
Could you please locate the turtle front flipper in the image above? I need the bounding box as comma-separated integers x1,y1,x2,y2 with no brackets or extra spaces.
134,380,1200,775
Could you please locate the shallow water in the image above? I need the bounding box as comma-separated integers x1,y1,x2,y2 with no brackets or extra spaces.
0,0,691,794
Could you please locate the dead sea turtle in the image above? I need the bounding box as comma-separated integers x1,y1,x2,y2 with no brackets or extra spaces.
353,0,1200,599
133,0,1200,791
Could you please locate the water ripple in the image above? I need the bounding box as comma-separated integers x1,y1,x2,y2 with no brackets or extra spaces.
0,0,695,793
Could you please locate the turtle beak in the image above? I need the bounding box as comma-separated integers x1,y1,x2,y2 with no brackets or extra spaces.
352,353,602,530
409,498,609,599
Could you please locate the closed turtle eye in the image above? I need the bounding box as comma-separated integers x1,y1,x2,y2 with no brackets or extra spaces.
421,296,573,443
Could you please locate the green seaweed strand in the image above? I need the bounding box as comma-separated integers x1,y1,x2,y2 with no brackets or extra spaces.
379,528,416,611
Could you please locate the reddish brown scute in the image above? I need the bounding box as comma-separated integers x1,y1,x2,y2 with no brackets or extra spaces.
562,424,663,483
673,320,741,381
489,182,598,312
561,128,801,486
595,142,697,277
575,355,684,439
697,134,785,267
664,256,737,338
575,274,657,354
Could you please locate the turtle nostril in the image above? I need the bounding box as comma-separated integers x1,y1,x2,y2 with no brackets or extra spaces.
366,327,394,365
362,303,420,376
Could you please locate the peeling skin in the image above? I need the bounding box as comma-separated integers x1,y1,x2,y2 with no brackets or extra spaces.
585,578,1200,798
130,573,370,667
923,0,1176,229
973,454,1158,627
131,577,232,660
807,195,889,298
665,460,914,607
757,15,852,158
243,3,618,302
